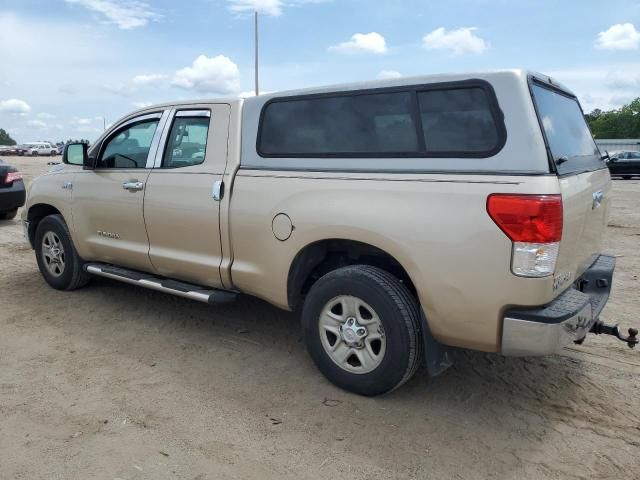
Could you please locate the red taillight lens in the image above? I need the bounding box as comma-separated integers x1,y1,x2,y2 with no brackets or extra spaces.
487,194,563,243
3,171,23,184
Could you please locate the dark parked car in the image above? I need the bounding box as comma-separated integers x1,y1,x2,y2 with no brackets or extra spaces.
0,145,18,156
607,151,640,179
0,159,25,220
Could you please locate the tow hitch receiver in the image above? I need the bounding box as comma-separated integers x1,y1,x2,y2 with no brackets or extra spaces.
590,320,638,349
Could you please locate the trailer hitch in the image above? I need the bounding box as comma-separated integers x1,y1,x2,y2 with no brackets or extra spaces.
590,320,638,349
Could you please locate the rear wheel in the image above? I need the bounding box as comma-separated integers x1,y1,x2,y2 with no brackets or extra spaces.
302,265,423,396
35,214,90,290
623,175,632,180
31,150,38,156
0,209,17,220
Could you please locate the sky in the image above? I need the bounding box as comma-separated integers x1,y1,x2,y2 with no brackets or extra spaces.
1,0,639,143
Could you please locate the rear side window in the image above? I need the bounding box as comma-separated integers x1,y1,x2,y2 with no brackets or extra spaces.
259,92,419,156
163,116,210,168
418,88,499,153
257,82,504,158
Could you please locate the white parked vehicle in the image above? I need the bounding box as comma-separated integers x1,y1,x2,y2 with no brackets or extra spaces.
23,142,58,156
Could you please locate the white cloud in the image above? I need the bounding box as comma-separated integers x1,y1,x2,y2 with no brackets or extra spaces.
26,119,47,129
132,73,166,86
329,32,388,55
73,117,102,126
377,70,402,80
228,0,283,16
595,23,640,50
65,0,162,29
423,27,488,55
0,98,31,114
132,101,153,109
36,112,56,119
172,55,240,94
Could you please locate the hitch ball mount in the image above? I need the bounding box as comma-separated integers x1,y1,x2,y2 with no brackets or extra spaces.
589,320,638,349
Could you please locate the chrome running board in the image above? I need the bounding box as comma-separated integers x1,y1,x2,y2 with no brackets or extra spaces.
84,263,237,305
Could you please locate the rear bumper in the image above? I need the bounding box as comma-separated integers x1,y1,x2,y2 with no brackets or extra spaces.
0,181,26,212
501,255,615,356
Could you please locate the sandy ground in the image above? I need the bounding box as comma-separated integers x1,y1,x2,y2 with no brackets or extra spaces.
0,156,638,480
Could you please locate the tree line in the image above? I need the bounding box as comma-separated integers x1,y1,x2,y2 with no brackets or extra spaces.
585,97,640,139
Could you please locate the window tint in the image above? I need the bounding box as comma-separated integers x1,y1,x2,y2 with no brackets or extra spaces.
531,84,599,161
418,88,499,153
259,91,419,156
163,116,210,168
98,120,159,169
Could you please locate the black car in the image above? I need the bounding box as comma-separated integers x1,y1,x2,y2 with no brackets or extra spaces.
607,151,640,179
0,159,25,220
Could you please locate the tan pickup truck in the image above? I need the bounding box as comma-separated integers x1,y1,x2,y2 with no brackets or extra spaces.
22,70,635,396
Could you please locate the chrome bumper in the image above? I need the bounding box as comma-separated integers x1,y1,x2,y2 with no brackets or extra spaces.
502,255,615,356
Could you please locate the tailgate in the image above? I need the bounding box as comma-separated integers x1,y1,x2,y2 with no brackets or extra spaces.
557,168,611,281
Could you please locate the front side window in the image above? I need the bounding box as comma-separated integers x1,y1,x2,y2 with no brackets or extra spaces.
97,119,159,169
259,91,419,156
162,116,210,168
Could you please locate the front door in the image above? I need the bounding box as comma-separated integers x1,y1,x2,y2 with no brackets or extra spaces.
144,105,230,288
71,112,167,271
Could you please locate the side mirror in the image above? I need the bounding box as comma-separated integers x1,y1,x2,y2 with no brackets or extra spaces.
63,143,95,169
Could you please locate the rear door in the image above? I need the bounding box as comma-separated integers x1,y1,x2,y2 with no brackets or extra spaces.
143,104,230,288
531,80,611,282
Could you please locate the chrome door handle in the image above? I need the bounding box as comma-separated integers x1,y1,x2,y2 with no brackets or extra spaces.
122,181,144,191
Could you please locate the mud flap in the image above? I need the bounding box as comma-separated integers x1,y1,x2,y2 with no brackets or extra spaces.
421,310,454,376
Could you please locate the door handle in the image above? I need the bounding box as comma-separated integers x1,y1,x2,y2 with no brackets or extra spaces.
122,180,144,191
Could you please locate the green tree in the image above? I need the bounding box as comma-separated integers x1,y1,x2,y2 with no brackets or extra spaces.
0,128,16,145
586,98,640,139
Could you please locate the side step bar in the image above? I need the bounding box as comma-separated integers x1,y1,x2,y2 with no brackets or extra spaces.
84,263,238,305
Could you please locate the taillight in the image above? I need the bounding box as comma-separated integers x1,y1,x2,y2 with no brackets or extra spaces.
3,171,23,185
487,194,563,278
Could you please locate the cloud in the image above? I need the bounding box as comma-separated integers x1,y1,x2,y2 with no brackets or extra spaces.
0,98,31,114
377,70,402,80
228,0,283,16
595,23,640,50
329,32,388,55
423,27,488,55
26,119,47,129
36,112,56,119
132,73,166,86
172,55,240,94
73,117,102,126
132,101,153,109
65,0,162,29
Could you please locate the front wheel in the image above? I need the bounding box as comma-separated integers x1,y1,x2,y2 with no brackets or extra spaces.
302,265,423,396
35,214,90,290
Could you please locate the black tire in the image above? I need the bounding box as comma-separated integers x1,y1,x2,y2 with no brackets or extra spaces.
35,214,90,290
0,209,17,220
623,176,632,180
302,265,423,396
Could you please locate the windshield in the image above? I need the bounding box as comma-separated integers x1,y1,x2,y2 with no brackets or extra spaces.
531,82,602,175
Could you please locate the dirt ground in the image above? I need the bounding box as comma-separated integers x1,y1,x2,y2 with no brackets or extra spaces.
0,156,638,480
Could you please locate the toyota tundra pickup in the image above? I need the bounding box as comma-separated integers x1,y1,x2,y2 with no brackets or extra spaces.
22,70,636,396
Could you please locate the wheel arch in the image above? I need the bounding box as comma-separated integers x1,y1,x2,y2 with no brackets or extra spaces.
287,238,418,312
26,203,63,247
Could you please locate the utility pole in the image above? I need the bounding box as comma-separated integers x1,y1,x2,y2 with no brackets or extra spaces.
254,10,259,96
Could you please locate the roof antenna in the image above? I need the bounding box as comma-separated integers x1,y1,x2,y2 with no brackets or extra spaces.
254,10,259,96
